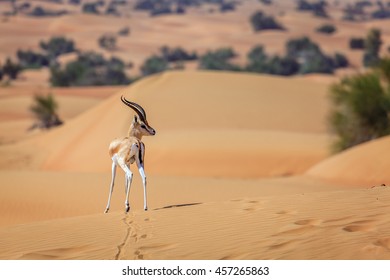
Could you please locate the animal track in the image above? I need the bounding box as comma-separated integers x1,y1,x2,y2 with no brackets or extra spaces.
294,219,322,226
115,214,133,260
374,237,390,250
276,210,297,215
242,200,263,212
342,220,376,233
268,240,296,250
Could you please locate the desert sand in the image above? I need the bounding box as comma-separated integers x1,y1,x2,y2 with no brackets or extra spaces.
1,0,390,260
1,71,390,260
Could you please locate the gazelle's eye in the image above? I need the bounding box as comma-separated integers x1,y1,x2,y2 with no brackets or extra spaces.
141,124,146,129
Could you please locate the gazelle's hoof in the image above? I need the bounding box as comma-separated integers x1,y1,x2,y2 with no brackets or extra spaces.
125,205,130,213
144,207,148,211
104,208,109,214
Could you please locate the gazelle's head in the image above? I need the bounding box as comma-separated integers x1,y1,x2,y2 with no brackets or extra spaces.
121,96,156,138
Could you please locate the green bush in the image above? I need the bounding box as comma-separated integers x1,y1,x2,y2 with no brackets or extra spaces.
316,24,336,34
363,28,382,67
199,48,241,71
296,0,328,17
349,37,365,49
2,58,21,79
17,50,50,69
286,37,334,74
329,58,390,152
50,52,130,86
333,52,349,68
98,34,117,51
30,94,63,129
140,55,169,76
40,36,75,58
246,45,299,76
250,11,284,32
82,2,100,14
160,46,197,62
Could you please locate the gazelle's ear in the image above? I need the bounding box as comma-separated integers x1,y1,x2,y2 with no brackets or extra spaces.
132,115,138,124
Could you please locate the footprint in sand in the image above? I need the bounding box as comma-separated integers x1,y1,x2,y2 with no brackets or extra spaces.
342,220,376,232
273,218,322,237
363,237,390,254
294,219,322,226
243,200,264,212
374,237,390,250
268,240,297,250
276,210,297,215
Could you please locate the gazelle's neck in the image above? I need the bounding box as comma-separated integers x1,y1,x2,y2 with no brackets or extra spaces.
128,125,143,140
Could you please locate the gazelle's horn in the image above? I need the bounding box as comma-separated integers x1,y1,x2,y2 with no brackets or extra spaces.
120,96,148,124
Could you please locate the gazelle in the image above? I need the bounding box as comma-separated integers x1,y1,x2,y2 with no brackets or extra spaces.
104,96,156,213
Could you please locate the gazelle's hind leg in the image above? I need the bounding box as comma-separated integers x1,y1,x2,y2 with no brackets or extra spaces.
117,158,133,213
104,157,117,213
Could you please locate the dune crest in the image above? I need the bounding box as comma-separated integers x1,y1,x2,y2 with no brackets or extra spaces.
307,136,390,186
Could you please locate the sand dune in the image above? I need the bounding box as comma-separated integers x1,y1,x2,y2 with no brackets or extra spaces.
307,136,390,187
1,186,389,260
1,70,389,260
1,71,331,178
0,72,390,259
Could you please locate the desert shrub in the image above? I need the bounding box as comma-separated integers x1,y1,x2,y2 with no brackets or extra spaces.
69,0,81,4
316,24,336,34
82,2,100,14
349,38,365,49
50,52,130,86
259,0,272,5
0,68,3,81
199,48,241,71
286,36,321,57
18,2,31,11
140,55,169,76
220,2,235,12
160,46,197,62
2,58,22,79
176,5,186,14
267,56,299,76
333,52,349,68
246,45,268,72
329,58,390,152
371,8,390,19
98,34,117,51
296,0,312,11
246,45,299,76
250,11,284,31
30,94,63,129
363,29,382,67
29,6,67,17
106,5,120,15
16,50,50,69
118,27,130,36
40,36,75,58
296,0,328,17
299,52,334,74
134,0,154,10
286,37,334,74
150,5,172,16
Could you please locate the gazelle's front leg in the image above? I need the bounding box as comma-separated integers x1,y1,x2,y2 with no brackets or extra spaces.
104,158,117,213
140,165,148,211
